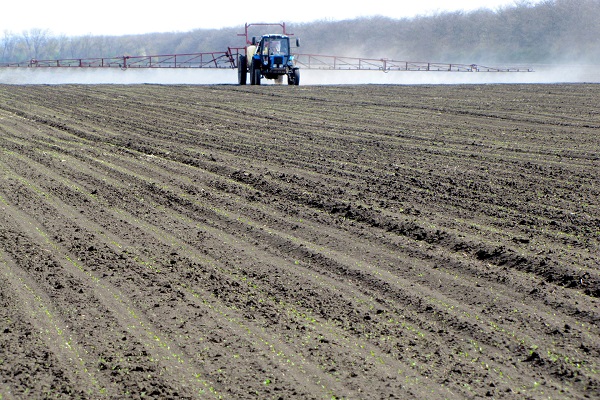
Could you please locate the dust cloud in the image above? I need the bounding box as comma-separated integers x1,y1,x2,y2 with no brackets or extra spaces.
302,64,600,85
0,68,236,85
1,64,599,85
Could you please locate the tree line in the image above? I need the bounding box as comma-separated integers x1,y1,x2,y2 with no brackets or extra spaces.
2,0,599,65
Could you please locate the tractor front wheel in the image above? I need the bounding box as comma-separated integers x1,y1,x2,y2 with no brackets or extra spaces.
288,68,300,85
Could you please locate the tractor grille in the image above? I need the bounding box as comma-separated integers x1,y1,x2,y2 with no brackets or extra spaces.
273,56,284,65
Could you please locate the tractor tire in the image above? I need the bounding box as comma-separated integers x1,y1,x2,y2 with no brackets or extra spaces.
288,68,300,85
249,64,256,85
238,55,247,85
253,66,261,85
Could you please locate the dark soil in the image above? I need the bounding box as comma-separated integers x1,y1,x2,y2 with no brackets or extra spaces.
0,83,598,399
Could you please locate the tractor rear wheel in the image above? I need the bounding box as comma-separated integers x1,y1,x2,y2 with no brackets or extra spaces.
238,55,247,85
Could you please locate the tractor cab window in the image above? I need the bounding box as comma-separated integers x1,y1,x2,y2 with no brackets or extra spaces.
278,40,289,55
261,40,269,55
270,40,287,54
262,39,288,55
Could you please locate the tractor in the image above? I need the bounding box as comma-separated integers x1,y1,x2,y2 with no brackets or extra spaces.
238,34,300,85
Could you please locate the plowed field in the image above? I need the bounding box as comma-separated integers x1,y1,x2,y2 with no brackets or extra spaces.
0,84,598,399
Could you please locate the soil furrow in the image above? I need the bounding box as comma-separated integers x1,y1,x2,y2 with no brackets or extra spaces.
0,83,598,399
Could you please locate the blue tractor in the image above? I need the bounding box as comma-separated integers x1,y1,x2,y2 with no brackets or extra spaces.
238,34,300,85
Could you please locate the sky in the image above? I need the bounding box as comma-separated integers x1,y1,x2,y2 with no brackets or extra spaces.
2,0,543,37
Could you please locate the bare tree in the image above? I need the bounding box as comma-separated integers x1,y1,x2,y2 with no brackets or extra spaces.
21,28,50,60
1,31,19,62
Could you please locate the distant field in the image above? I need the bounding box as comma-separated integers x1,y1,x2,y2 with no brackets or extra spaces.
0,84,598,399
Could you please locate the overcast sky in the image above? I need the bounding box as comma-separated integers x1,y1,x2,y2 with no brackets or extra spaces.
2,0,543,37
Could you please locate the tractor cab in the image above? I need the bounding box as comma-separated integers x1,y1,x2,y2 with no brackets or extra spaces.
253,35,293,74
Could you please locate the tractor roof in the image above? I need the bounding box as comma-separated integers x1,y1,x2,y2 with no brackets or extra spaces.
261,34,289,39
